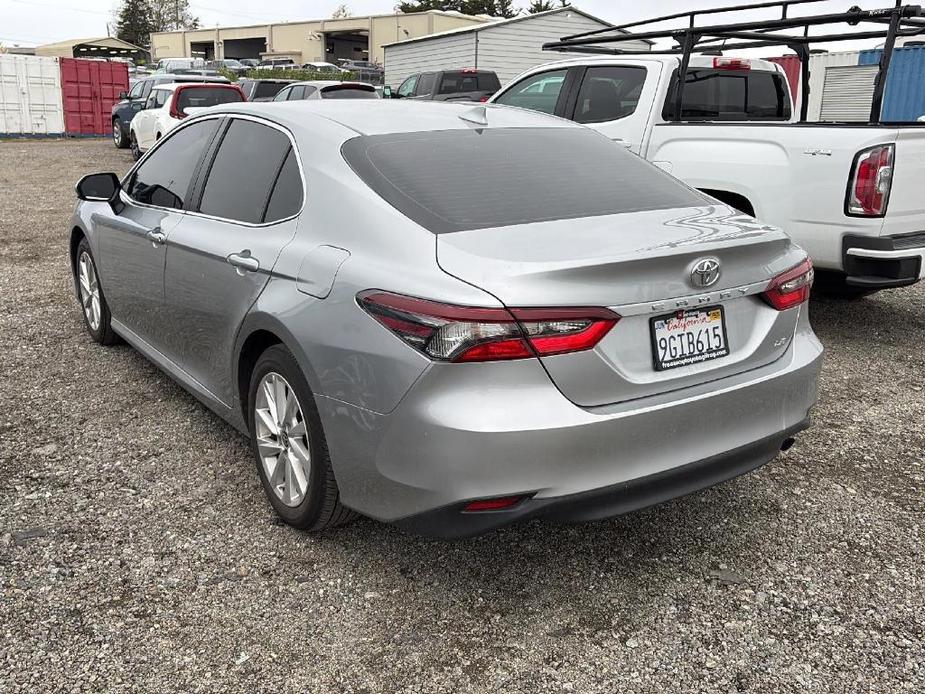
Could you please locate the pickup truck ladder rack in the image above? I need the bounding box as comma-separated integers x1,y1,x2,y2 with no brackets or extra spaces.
542,1,925,124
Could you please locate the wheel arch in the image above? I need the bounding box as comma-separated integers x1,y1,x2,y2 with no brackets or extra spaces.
234,314,323,422
69,226,87,294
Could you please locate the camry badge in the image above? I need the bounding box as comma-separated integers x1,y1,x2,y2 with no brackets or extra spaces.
690,258,721,288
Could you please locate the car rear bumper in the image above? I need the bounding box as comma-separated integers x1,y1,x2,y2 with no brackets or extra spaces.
842,232,925,288
316,310,823,536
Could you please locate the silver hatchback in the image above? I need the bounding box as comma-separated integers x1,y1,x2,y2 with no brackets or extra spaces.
69,101,822,537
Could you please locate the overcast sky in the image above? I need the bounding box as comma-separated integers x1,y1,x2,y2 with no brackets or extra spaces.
1,0,900,50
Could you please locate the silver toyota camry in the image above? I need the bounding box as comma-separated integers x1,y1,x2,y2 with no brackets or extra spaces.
69,100,822,537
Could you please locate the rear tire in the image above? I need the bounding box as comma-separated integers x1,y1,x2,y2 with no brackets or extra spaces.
813,270,879,300
75,239,118,345
247,345,357,531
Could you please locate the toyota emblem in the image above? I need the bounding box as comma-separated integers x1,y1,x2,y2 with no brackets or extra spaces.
690,258,721,288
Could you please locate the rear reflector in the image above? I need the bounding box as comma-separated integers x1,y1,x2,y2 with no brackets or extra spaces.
847,144,893,217
462,496,525,512
358,291,619,363
762,258,814,310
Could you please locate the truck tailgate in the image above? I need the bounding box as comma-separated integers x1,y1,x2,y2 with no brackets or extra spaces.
881,128,925,237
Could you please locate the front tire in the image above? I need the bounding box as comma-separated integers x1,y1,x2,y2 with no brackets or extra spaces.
129,131,141,161
112,118,128,149
75,239,118,345
247,345,357,531
813,270,879,300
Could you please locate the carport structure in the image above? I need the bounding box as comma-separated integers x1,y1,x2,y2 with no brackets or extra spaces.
34,37,147,64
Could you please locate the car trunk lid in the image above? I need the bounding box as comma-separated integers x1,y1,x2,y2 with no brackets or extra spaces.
437,204,807,407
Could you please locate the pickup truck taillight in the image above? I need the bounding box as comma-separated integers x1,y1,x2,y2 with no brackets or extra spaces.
358,291,619,363
847,144,893,217
762,258,814,311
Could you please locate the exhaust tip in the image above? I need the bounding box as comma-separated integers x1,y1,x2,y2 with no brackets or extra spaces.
780,437,796,452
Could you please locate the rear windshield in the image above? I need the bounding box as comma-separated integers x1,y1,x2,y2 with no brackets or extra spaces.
342,127,707,234
663,68,791,121
438,72,501,94
252,82,288,99
320,85,377,99
177,87,243,114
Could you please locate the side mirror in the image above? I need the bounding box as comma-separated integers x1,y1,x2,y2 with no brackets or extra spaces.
119,90,129,100
382,85,393,99
76,173,123,213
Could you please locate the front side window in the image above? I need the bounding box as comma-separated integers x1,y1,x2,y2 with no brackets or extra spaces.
342,127,706,234
197,119,296,224
662,69,791,121
287,85,305,100
127,119,220,209
397,75,417,98
255,82,288,100
128,81,145,100
273,87,291,102
573,66,647,124
493,69,567,114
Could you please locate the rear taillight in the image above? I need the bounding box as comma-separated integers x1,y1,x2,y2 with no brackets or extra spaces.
762,258,814,311
358,291,619,363
847,144,893,217
478,95,490,102
169,90,185,120
713,57,751,71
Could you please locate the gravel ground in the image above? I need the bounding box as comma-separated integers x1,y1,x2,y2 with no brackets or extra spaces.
0,138,923,693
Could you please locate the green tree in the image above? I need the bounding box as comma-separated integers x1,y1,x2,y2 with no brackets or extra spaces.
527,0,567,11
150,0,200,32
115,0,156,49
489,0,519,18
396,0,462,12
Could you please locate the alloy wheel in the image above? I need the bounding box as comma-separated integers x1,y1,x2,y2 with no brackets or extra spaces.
254,372,311,507
112,122,122,147
77,251,102,331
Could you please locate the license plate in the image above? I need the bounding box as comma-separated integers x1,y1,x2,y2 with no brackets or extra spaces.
650,306,729,371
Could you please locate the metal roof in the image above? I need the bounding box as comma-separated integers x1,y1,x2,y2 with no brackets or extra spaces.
382,6,653,48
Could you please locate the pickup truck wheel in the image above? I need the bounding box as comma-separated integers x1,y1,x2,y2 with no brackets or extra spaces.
112,119,128,149
813,270,879,300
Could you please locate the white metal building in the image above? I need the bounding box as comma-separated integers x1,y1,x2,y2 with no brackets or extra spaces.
0,55,64,136
382,6,651,88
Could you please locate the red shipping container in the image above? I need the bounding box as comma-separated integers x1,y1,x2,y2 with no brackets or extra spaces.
60,58,129,135
767,55,802,105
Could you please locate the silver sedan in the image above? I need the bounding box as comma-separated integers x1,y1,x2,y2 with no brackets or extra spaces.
68,100,822,537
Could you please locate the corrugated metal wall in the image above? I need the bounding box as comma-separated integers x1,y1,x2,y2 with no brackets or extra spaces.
859,46,925,122
818,64,879,122
384,33,476,88
0,55,65,135
476,12,647,84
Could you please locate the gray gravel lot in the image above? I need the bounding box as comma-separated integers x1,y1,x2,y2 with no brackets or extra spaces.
0,138,923,693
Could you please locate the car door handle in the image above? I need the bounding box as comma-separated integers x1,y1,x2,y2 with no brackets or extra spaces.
227,252,260,274
146,228,166,246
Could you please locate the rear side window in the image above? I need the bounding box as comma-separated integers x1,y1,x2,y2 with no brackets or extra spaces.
264,150,303,222
493,69,567,115
198,119,296,224
342,127,706,234
127,119,220,209
663,69,791,121
320,85,377,99
573,66,647,124
176,87,242,115
288,85,305,100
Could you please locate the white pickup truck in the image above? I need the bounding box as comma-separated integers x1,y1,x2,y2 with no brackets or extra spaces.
489,54,925,298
